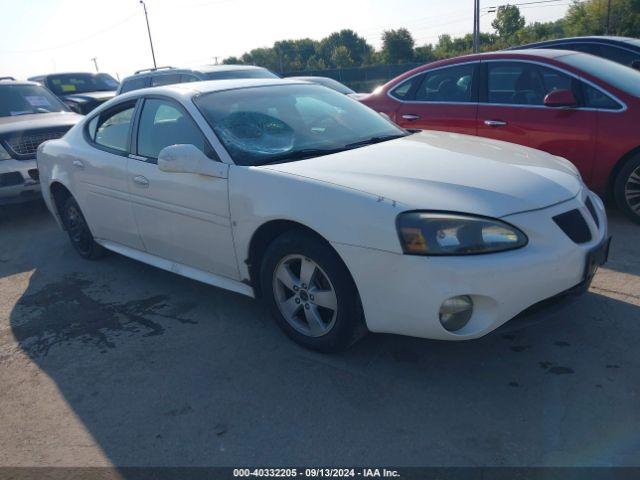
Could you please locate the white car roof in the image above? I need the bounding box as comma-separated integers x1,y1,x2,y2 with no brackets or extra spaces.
116,77,309,102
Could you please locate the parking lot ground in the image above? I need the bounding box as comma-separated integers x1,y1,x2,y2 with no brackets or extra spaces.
0,201,639,467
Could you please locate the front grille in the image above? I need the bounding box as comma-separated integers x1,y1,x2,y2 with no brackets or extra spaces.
553,209,592,244
4,128,69,158
0,172,24,188
585,196,599,228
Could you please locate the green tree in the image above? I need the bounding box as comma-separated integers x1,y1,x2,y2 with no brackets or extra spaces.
414,44,436,63
564,0,640,37
492,5,526,39
318,29,373,67
381,28,415,64
330,46,354,67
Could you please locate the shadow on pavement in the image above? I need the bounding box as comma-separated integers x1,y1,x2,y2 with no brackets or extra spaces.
3,203,640,467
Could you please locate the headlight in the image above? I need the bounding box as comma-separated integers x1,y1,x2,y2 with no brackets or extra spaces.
0,144,12,160
397,212,528,255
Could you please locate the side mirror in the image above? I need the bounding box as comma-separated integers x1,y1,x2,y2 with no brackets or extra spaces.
544,89,578,108
158,144,227,178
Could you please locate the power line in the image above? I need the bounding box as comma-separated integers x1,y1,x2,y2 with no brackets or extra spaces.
0,11,139,54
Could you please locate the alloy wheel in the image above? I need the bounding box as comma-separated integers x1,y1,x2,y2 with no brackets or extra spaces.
272,254,338,338
624,166,640,215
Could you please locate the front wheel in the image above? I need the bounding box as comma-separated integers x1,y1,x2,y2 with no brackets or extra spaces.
614,154,640,224
260,230,366,352
61,196,106,260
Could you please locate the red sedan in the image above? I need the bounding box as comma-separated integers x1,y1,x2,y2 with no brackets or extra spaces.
359,49,640,223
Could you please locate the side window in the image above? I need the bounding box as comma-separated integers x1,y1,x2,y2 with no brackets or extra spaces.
136,98,210,160
120,77,148,94
151,74,182,87
389,77,417,100
581,83,622,110
414,64,476,102
597,45,640,67
487,62,573,106
93,104,135,153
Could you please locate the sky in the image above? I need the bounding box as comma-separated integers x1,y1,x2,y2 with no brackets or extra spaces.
0,0,572,80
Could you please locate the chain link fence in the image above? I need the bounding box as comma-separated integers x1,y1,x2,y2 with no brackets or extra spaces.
281,62,425,93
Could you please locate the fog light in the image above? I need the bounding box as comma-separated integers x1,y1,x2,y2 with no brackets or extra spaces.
439,295,473,332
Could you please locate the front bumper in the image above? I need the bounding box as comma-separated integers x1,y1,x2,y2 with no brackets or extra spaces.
0,159,41,205
332,189,608,341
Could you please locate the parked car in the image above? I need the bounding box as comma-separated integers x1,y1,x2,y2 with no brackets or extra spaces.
0,79,82,205
509,36,640,69
359,49,640,223
117,65,279,94
28,72,119,114
287,76,354,94
38,78,609,351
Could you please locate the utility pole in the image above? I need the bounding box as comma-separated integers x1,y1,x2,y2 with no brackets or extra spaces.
605,0,612,35
91,57,99,72
473,0,481,53
139,0,157,69
213,56,219,65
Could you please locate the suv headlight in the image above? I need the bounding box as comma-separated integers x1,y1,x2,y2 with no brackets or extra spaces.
397,212,528,255
0,144,12,160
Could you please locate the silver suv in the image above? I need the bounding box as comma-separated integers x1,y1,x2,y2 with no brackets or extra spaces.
0,79,82,205
117,65,278,95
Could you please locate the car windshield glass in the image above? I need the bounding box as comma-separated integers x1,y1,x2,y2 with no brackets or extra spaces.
0,84,68,117
203,69,279,80
560,52,640,97
46,73,118,95
194,84,406,166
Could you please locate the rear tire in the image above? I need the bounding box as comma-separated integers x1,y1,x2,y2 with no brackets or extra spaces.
614,154,640,224
260,230,366,352
61,197,106,260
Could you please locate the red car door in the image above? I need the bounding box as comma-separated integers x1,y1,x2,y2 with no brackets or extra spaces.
393,62,479,136
476,60,597,180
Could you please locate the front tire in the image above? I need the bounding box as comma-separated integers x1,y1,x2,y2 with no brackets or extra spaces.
260,230,366,352
614,153,640,224
61,197,106,260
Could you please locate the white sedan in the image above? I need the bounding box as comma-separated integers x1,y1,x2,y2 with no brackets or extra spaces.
37,78,610,352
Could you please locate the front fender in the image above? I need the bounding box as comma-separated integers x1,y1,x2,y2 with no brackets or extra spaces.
228,165,406,281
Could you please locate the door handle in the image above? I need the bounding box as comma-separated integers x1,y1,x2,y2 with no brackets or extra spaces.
133,175,149,187
72,160,84,169
401,114,421,121
484,119,508,127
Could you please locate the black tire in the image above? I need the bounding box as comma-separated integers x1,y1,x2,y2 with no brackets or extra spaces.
260,230,366,353
614,154,640,224
61,196,106,260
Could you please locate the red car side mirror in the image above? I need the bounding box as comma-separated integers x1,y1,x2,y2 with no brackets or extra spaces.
544,89,578,108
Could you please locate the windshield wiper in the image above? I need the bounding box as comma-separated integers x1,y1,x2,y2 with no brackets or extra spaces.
344,133,409,149
260,147,348,165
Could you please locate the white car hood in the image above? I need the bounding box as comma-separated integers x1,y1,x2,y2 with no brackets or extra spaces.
262,130,582,218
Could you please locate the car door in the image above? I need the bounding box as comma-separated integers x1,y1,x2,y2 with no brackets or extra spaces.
393,62,479,135
476,60,598,179
74,99,145,250
127,96,239,279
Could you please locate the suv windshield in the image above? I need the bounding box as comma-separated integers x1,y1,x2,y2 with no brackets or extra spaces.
46,73,119,95
203,69,279,80
561,52,640,97
0,84,69,117
194,84,405,166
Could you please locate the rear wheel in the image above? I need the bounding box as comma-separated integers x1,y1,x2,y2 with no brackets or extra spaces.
62,197,106,259
614,154,640,224
260,230,366,352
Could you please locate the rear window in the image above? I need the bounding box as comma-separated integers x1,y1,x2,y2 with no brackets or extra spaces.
561,52,640,97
